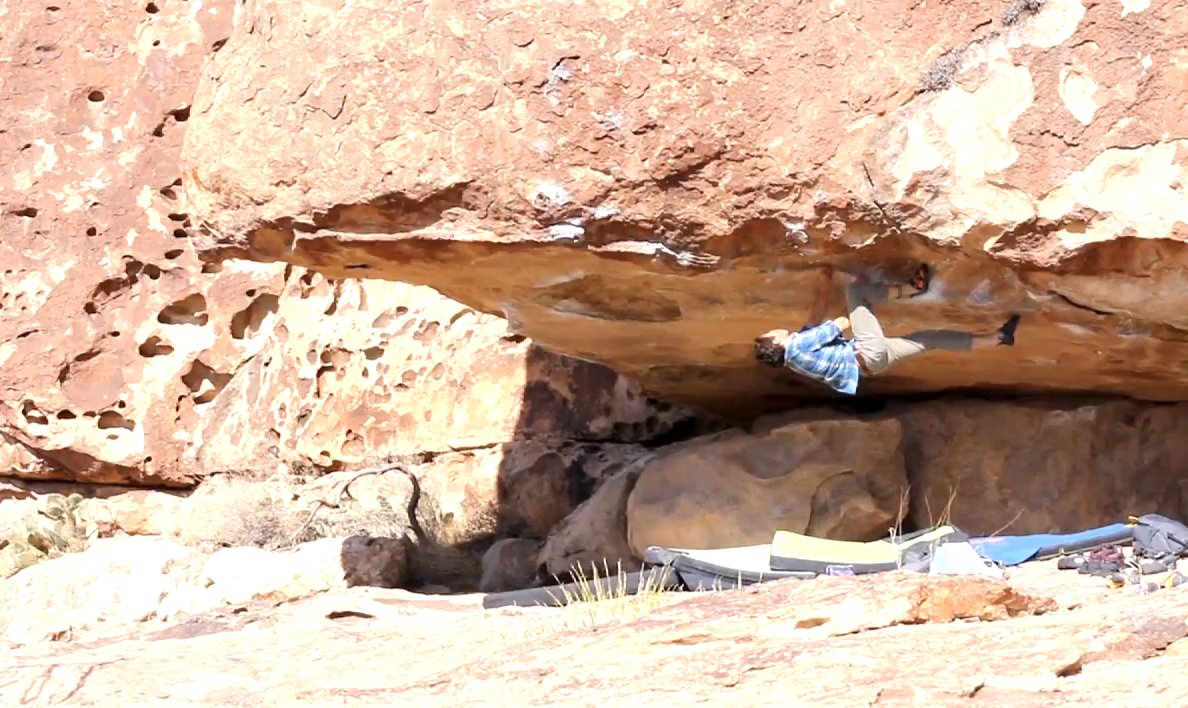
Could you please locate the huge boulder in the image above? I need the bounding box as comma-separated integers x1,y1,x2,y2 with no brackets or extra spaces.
0,0,691,486
0,0,253,485
185,0,1188,417
625,416,907,554
537,458,649,578
898,399,1188,535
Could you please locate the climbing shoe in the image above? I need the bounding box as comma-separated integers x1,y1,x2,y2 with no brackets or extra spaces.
1139,557,1178,574
1077,545,1126,576
997,314,1021,346
1056,554,1086,571
907,263,931,297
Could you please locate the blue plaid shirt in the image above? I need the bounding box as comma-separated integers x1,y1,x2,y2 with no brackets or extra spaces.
783,321,860,395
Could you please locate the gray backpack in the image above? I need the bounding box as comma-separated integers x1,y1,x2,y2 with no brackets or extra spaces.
1131,514,1188,561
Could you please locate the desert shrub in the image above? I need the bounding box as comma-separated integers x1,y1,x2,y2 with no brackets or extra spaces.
175,471,409,552
0,493,101,578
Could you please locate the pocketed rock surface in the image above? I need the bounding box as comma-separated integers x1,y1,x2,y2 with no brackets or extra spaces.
3,554,1187,706
187,0,1188,416
1,0,692,488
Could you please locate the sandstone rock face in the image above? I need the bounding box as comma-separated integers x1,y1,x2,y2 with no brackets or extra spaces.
540,399,1188,572
413,440,647,548
626,417,907,555
185,0,1188,416
538,460,648,578
479,538,542,593
12,559,1188,706
187,273,693,474
897,399,1188,535
0,0,690,487
0,534,411,646
0,0,254,485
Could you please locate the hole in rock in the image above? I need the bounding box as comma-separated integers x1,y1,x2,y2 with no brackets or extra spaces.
145,2,158,13
164,248,183,259
167,212,187,222
14,207,37,218
87,90,105,102
201,262,222,274
181,360,232,404
169,105,190,122
157,294,209,326
172,229,188,239
414,321,440,342
86,227,97,236
138,336,174,357
230,294,280,340
97,411,135,431
56,410,76,420
73,349,101,365
21,401,49,425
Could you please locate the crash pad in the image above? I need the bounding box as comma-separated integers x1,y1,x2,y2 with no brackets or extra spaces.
969,523,1133,566
769,525,960,574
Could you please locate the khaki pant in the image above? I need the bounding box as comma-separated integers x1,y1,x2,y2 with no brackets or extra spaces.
846,280,972,375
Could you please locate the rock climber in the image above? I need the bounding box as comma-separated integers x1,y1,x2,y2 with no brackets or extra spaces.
753,264,1021,395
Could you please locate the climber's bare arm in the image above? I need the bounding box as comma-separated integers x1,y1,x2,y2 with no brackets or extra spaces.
804,265,835,328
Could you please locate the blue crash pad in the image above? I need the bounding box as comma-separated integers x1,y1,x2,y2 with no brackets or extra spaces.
970,523,1134,566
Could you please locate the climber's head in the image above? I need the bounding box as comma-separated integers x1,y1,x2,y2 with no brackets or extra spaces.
753,329,790,368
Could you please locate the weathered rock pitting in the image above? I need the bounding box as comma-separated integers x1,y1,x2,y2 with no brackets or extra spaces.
184,0,1188,416
0,0,693,488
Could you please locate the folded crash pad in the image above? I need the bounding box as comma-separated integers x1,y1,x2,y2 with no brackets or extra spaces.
768,525,960,574
969,523,1133,566
643,545,816,590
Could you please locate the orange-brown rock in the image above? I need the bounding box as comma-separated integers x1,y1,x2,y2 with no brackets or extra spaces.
0,0,247,485
538,457,647,578
896,398,1188,535
185,0,1188,417
0,0,690,487
626,416,907,554
411,440,647,548
8,558,1188,706
187,275,687,475
537,399,1188,574
479,538,542,593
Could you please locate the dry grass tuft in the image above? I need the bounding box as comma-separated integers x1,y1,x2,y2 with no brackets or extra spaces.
922,482,961,530
530,561,678,635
